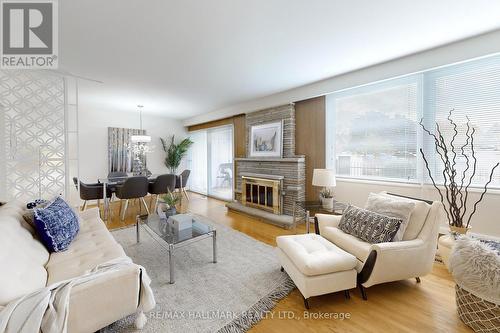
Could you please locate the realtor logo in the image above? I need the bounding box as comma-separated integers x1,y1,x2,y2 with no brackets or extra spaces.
1,0,58,69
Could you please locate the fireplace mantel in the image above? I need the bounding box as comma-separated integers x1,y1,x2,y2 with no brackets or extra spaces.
241,172,284,180
235,156,305,163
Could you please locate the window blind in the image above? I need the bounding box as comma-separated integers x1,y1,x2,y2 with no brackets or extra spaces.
424,56,500,187
326,53,500,187
327,76,420,182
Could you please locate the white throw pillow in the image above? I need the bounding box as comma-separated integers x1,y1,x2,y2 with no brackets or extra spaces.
365,193,415,242
378,192,431,240
0,216,49,305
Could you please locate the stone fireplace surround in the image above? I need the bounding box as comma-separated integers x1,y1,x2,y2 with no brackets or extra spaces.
226,104,306,228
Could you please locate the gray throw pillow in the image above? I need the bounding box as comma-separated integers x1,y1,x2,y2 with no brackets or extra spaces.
339,205,402,244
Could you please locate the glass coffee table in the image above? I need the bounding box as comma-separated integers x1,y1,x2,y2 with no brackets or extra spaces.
136,213,217,284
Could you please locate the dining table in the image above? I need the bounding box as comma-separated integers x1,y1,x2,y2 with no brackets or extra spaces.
98,174,158,221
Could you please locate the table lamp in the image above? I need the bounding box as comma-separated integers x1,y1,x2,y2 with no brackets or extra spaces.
312,169,336,209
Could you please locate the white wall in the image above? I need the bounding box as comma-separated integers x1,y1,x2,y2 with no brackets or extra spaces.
78,107,187,183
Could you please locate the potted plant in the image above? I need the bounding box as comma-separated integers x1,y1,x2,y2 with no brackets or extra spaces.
160,135,193,174
158,192,181,218
420,110,499,234
320,188,334,209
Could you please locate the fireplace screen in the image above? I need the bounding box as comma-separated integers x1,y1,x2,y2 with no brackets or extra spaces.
241,176,281,214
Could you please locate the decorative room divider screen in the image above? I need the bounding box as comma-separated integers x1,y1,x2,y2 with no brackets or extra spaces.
0,70,79,203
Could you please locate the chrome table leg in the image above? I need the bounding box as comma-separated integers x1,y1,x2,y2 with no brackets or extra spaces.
136,215,140,243
212,230,217,263
169,244,175,284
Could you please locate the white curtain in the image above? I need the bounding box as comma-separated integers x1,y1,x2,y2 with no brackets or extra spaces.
208,126,233,200
187,125,233,200
187,130,208,194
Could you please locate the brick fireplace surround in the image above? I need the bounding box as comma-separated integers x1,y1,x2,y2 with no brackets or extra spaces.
226,104,306,228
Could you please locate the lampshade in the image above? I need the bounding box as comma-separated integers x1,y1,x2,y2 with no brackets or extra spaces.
130,135,151,143
312,169,336,187
130,104,151,143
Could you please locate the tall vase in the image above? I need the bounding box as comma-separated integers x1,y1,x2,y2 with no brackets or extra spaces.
449,225,470,235
320,196,334,209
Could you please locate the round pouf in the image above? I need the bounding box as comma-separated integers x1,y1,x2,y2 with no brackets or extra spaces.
456,285,500,333
449,236,500,333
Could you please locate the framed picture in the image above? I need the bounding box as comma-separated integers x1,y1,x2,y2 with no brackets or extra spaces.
250,121,283,157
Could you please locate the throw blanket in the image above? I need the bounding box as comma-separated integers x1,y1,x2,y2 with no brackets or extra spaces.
0,257,155,333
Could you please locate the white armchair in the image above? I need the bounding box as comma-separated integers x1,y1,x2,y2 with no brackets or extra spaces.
315,193,444,299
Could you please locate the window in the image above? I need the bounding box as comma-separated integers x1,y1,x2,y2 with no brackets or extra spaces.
327,76,421,182
424,56,500,187
327,54,500,187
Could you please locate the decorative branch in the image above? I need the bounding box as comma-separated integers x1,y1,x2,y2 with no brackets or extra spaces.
419,148,450,223
419,110,499,230
466,162,500,228
457,119,471,213
461,125,477,221
446,110,462,225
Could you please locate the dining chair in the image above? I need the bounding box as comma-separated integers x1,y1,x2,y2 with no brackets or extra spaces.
77,179,112,212
115,176,150,221
175,170,191,201
148,174,176,213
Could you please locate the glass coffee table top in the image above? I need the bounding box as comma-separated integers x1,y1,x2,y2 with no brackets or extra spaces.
138,213,213,245
136,213,217,284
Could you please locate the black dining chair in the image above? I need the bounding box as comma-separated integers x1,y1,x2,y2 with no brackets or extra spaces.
115,176,150,220
148,174,176,213
75,178,112,212
175,170,191,201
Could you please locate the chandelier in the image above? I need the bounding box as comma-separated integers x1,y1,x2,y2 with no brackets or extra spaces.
130,105,151,143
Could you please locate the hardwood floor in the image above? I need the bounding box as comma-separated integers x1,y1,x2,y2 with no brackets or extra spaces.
98,192,471,333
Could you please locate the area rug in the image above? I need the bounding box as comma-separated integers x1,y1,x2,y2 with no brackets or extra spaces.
102,214,295,333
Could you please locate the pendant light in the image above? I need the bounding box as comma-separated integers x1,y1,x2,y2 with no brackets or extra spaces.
130,105,151,143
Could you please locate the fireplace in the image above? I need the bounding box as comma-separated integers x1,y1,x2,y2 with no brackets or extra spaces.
241,175,282,215
225,104,305,229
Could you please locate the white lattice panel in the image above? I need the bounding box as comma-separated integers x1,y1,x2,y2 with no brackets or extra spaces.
0,70,65,202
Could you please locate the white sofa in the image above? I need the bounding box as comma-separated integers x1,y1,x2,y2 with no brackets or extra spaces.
0,201,147,333
316,193,443,299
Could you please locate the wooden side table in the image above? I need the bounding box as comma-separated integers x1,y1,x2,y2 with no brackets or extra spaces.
293,200,346,233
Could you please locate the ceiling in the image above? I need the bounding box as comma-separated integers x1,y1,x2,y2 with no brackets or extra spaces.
60,0,500,119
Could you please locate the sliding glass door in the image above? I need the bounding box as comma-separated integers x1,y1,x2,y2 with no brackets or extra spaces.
187,125,233,200
208,126,233,200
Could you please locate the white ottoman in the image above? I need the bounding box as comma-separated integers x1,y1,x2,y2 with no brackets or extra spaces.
276,233,357,309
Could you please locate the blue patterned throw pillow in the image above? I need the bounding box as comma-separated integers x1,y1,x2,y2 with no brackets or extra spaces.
34,197,80,252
